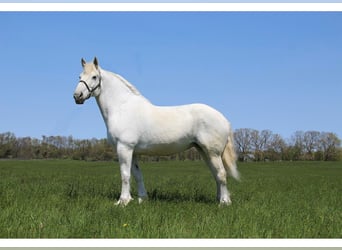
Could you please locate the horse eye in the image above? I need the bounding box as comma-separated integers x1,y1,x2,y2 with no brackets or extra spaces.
92,76,97,80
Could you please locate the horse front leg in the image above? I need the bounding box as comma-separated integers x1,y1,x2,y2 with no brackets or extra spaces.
132,156,148,204
116,143,134,206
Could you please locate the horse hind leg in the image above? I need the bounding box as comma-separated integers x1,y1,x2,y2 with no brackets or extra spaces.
195,145,231,205
131,156,148,204
209,155,231,205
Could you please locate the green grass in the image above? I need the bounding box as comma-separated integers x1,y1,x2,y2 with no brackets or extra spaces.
0,160,341,238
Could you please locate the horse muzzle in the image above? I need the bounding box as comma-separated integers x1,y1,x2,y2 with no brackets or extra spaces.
73,92,85,105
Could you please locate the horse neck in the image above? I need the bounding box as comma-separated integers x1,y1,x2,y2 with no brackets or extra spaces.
99,69,133,101
95,69,147,121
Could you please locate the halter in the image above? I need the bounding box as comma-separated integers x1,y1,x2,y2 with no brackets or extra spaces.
79,72,102,99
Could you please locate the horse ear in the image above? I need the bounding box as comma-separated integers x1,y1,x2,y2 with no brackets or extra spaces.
81,58,86,68
93,57,99,69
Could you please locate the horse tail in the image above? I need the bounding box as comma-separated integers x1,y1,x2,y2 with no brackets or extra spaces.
222,127,240,181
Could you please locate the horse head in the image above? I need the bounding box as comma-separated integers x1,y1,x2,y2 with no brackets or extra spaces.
73,57,102,104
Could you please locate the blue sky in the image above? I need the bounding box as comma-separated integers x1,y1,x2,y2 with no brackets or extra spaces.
0,11,341,140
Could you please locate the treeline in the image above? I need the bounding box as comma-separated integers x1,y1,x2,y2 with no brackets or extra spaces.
0,132,200,162
234,129,341,161
0,130,341,161
0,132,115,161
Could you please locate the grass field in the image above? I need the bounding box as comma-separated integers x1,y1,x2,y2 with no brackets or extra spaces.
0,159,341,238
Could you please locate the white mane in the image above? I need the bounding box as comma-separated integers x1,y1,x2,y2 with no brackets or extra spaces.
112,72,141,96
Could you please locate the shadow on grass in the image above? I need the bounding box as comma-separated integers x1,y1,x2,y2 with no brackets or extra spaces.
64,182,215,204
147,188,215,204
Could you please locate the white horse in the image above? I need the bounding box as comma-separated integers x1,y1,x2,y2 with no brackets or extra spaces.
73,57,239,206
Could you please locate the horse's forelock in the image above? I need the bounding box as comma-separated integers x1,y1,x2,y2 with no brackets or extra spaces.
83,63,97,74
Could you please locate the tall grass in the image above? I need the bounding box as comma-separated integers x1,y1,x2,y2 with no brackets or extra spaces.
0,160,341,238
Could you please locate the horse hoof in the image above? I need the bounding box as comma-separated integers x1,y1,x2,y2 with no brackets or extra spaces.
115,198,133,207
219,199,232,206
138,196,148,204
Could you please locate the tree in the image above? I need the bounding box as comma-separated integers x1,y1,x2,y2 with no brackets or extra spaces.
250,129,272,161
0,132,16,158
319,132,341,161
234,128,253,161
265,133,286,161
290,131,305,160
303,131,320,160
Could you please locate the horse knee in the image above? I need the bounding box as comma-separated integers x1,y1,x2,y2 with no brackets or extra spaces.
121,174,130,185
217,169,227,184
209,157,227,184
120,165,131,184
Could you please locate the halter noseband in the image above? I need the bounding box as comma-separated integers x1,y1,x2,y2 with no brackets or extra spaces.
79,72,102,99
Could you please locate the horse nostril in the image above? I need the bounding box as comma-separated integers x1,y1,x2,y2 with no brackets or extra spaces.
73,92,82,100
74,92,85,104
74,92,83,98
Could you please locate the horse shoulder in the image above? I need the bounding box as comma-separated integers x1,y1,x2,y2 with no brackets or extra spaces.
104,98,147,145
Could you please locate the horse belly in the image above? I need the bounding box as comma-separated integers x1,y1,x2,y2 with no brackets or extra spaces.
134,139,193,156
